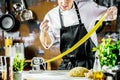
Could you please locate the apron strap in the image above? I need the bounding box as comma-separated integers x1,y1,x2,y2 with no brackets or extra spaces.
59,1,82,28
59,9,64,27
74,1,82,24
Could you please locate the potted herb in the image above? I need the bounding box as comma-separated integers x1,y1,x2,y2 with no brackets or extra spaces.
92,37,117,67
115,40,120,64
13,54,26,80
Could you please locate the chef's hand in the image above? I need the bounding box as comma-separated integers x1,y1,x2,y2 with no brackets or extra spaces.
40,19,51,48
107,6,118,20
40,20,49,32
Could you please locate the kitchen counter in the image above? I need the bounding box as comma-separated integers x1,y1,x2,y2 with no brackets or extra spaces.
22,70,89,80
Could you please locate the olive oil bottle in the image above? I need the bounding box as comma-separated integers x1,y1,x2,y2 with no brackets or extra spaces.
93,54,106,80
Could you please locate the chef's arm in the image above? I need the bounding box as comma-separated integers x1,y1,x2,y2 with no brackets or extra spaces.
96,6,118,21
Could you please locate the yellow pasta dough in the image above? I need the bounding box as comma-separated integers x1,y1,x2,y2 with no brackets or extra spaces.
68,67,89,77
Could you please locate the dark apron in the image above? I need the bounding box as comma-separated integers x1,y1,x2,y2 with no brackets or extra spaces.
58,2,95,70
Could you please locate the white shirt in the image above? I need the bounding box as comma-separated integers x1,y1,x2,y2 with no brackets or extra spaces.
41,0,108,49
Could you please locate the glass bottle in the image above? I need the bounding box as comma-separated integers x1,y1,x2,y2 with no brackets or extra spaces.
93,53,105,80
93,53,101,71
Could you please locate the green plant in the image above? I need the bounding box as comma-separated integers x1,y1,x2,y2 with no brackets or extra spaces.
116,40,120,56
92,37,117,67
13,54,26,72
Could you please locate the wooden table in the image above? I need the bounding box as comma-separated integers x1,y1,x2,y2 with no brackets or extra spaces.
22,70,89,80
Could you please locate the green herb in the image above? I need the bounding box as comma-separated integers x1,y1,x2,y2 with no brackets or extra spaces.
13,54,27,72
92,37,117,67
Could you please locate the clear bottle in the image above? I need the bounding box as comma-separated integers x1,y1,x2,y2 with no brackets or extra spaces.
93,53,105,80
93,53,101,72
